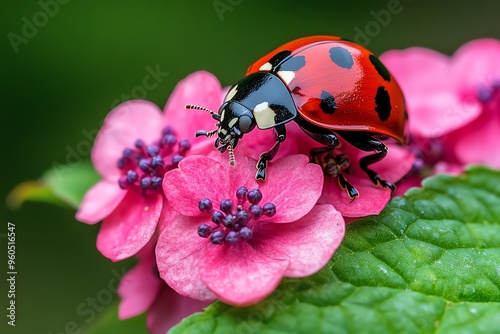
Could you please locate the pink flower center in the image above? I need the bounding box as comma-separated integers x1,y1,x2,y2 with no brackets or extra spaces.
196,187,276,245
409,135,443,171
116,126,191,197
476,80,500,114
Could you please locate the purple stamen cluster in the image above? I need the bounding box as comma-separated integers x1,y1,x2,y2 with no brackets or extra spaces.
197,186,276,245
476,80,500,102
116,126,191,196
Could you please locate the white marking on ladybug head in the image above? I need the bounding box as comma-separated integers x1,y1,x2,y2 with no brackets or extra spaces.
277,71,295,85
224,85,238,102
253,102,276,129
219,128,228,135
220,110,226,122
228,117,238,128
259,62,273,71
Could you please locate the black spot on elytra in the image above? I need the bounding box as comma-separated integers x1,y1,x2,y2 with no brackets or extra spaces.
329,46,354,69
369,54,391,82
319,91,337,114
375,86,391,121
278,55,306,72
267,50,292,71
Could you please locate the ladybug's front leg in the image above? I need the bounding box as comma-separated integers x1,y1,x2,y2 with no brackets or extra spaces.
255,125,286,181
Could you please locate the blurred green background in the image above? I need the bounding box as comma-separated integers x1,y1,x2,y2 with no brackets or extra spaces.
2,0,500,333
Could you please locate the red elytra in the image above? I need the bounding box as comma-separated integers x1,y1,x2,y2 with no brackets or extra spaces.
247,35,408,143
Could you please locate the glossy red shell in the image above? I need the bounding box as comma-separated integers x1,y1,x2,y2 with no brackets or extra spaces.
246,36,408,143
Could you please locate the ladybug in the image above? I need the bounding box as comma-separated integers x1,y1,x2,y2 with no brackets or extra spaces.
188,35,408,199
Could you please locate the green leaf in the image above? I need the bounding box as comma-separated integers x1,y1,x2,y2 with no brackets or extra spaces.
84,301,149,334
171,166,500,334
7,160,100,209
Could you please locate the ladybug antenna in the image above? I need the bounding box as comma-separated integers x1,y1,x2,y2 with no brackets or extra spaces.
195,129,218,138
228,144,236,167
186,104,220,121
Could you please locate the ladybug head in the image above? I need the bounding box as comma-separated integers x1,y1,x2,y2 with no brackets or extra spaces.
186,102,256,166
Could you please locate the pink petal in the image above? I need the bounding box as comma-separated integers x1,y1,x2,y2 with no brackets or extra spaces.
156,215,216,301
163,71,224,141
394,174,423,197
91,101,163,179
449,113,500,168
147,285,210,334
319,176,391,217
258,154,324,223
252,205,344,277
76,180,126,224
408,93,480,138
162,154,258,217
451,39,500,99
200,242,289,306
96,190,162,261
118,252,162,319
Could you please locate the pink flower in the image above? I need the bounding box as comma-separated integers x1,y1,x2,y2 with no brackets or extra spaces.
443,39,500,169
118,240,209,333
380,38,500,188
76,71,225,261
156,153,345,306
236,122,414,218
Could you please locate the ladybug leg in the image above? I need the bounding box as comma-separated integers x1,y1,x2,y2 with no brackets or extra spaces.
294,117,340,161
296,118,360,199
339,132,396,193
255,125,286,181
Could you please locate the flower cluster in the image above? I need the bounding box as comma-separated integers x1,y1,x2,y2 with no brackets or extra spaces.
380,38,500,192
75,37,499,333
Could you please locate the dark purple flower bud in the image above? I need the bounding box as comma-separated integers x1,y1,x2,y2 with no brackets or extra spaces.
224,214,235,228
118,176,128,189
151,156,164,168
225,231,239,244
235,210,249,225
126,170,138,183
262,203,276,217
135,139,145,148
147,144,160,157
239,226,253,241
140,176,151,189
151,176,162,189
123,148,134,158
211,211,224,225
162,134,177,147
198,199,213,213
250,205,263,220
178,139,191,153
162,126,175,135
477,84,492,102
210,231,224,245
236,186,248,200
117,158,125,169
171,154,184,166
220,199,233,214
197,224,212,238
139,159,150,172
247,189,263,204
